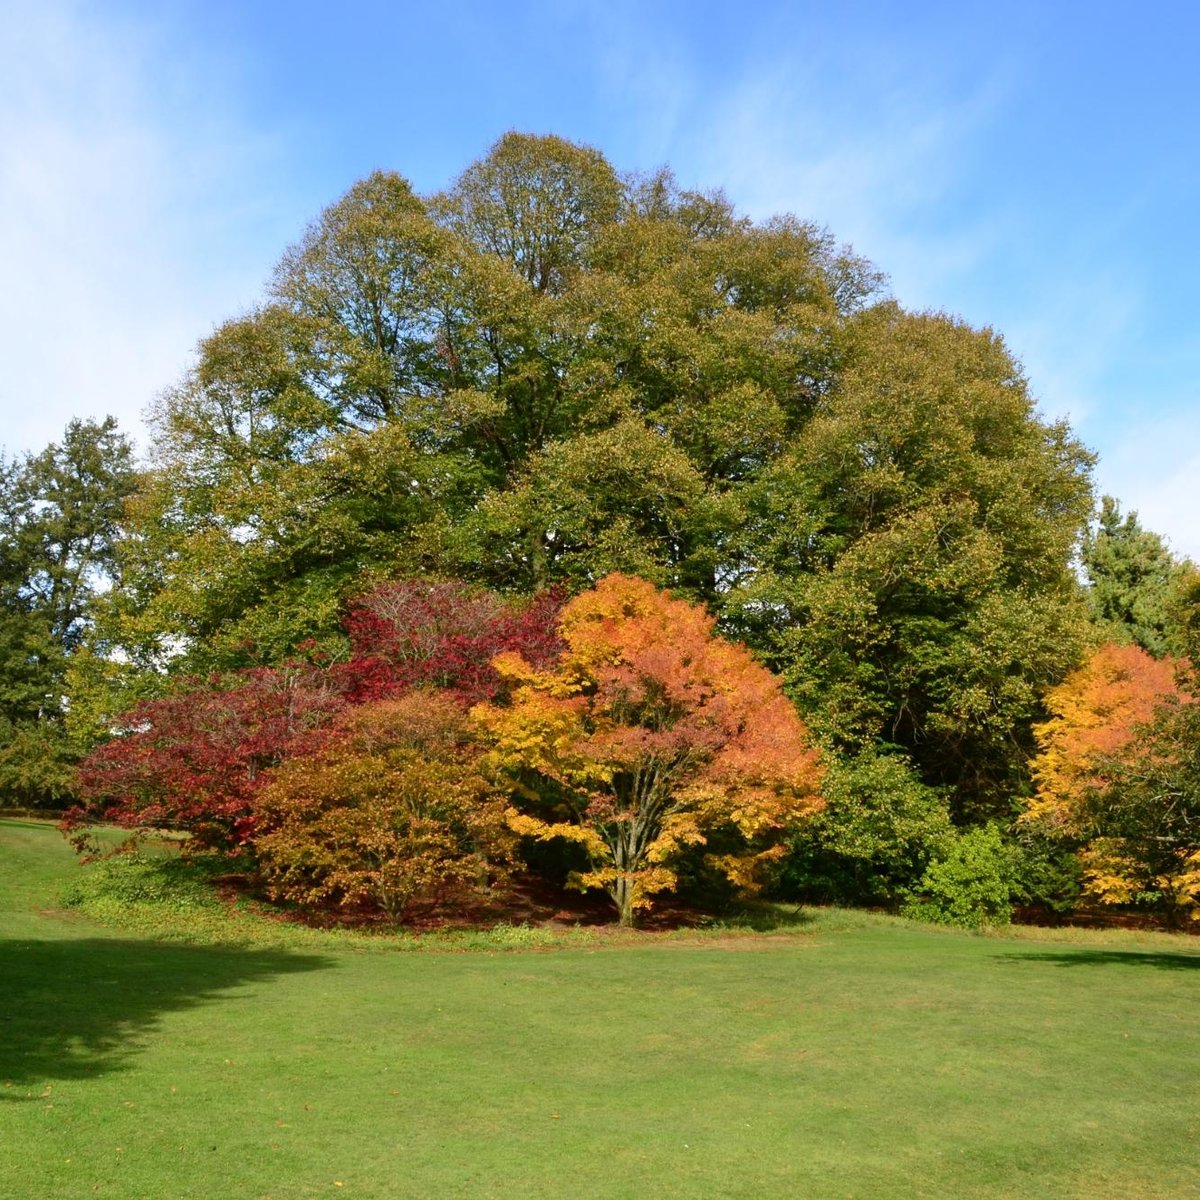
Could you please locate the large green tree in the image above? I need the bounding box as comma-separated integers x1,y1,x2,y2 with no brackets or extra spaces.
0,418,135,804
105,133,1095,817
727,308,1095,814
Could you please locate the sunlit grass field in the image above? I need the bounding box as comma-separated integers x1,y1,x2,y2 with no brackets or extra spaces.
3,817,1199,1199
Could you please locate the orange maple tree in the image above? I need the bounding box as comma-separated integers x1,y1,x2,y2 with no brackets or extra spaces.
474,574,824,926
1026,642,1181,834
1024,641,1197,916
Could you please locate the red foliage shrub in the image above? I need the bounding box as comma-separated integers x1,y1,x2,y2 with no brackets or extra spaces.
67,579,565,861
70,665,346,852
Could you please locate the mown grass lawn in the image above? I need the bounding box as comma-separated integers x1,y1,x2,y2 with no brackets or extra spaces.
2,818,1199,1199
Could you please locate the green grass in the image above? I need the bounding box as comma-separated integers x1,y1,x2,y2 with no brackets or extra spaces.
3,819,1199,1199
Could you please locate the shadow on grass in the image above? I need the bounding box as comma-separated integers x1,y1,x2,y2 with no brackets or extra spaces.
998,948,1200,972
0,937,331,1094
702,903,821,932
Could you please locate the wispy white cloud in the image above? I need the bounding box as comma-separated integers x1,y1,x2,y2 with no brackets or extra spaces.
1002,275,1141,429
571,5,695,168
682,58,1009,300
0,2,293,457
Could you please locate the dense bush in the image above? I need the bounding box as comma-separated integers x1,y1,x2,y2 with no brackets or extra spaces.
901,824,1016,928
253,692,515,924
777,750,952,906
68,581,563,858
1008,830,1084,917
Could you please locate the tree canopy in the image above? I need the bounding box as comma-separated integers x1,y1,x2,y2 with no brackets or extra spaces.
81,132,1097,822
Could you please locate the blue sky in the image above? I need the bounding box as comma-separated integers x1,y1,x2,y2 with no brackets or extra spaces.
2,0,1197,556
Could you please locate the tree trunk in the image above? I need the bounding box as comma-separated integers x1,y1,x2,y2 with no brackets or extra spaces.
612,875,636,928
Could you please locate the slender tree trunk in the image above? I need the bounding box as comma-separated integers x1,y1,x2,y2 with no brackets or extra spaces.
607,766,671,928
612,875,635,927
609,821,637,927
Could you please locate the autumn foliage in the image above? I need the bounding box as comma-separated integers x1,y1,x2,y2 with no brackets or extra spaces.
71,573,823,927
1026,642,1181,835
1083,690,1200,923
253,693,514,924
475,574,824,925
70,665,345,852
69,580,561,854
1025,642,1200,920
337,578,564,705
